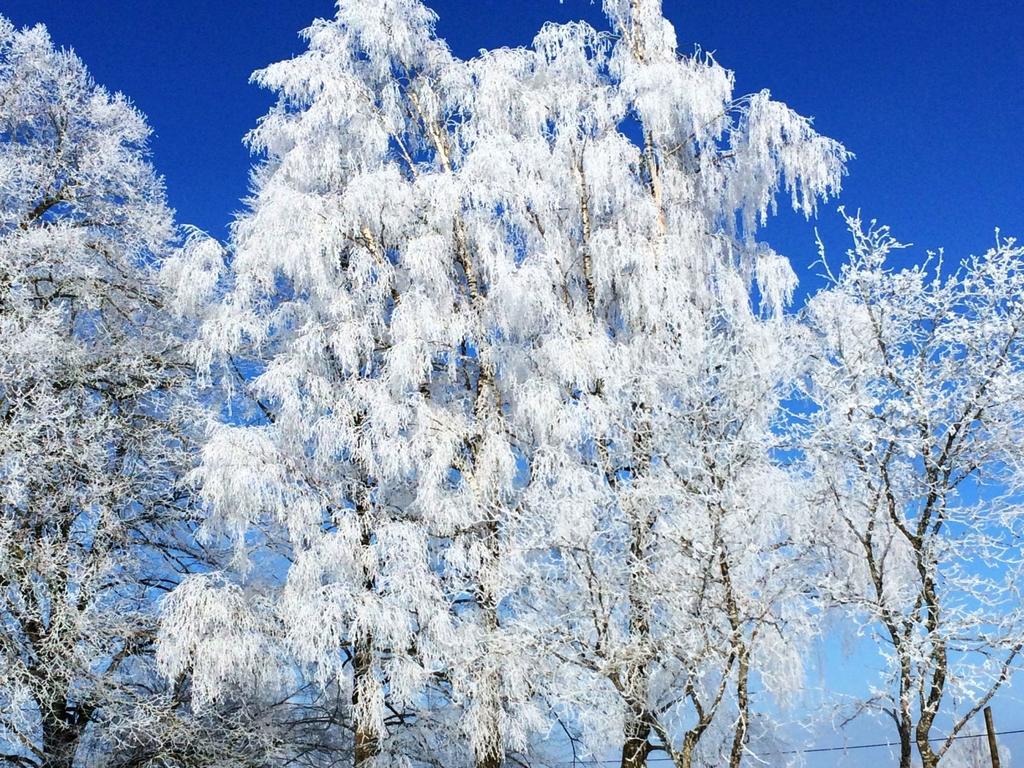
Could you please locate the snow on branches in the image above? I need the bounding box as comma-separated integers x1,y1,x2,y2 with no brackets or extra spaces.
0,15,204,768
801,212,1024,768
158,1,849,767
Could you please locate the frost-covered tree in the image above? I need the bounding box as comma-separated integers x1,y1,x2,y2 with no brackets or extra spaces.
158,1,846,767
525,309,821,768
506,3,843,766
802,213,1024,768
0,17,212,768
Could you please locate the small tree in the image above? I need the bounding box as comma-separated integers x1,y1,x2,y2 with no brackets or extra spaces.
0,16,208,768
802,212,1024,768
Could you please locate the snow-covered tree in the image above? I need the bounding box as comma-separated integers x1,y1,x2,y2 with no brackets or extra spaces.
505,4,843,766
0,17,215,768
524,308,822,768
802,212,1024,768
157,1,847,766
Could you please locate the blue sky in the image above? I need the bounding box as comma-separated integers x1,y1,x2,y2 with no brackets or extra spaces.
5,0,1022,761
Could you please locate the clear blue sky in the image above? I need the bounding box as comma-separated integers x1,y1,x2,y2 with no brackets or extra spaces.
5,0,1023,297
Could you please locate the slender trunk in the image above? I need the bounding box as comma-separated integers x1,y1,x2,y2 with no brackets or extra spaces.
728,646,750,768
620,711,651,768
898,732,913,768
476,730,503,768
573,149,597,315
40,701,77,768
718,545,749,768
915,655,944,768
475,688,504,768
619,412,653,768
26,512,83,768
453,200,505,768
38,677,90,768
353,480,379,768
861,515,913,768
915,555,946,768
895,656,914,768
475,523,504,768
617,526,653,768
916,739,939,768
679,734,696,768
352,635,378,768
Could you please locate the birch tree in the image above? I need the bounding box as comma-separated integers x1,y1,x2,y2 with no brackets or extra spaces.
158,3,482,765
802,212,1024,768
158,1,846,766
0,16,211,768
508,3,844,765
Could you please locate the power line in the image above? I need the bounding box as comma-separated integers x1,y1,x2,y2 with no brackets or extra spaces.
782,727,1024,756
552,727,1024,765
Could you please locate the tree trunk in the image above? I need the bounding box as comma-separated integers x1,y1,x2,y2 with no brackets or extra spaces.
40,699,77,768
896,717,913,768
619,513,653,768
476,735,503,768
620,710,651,768
916,735,939,768
352,635,378,768
728,646,750,768
474,525,504,768
915,567,946,768
27,587,83,768
719,545,749,768
472,660,504,768
617,404,654,768
353,492,379,768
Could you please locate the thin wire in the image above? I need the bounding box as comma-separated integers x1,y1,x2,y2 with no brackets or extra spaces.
780,727,1024,756
553,727,1024,765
